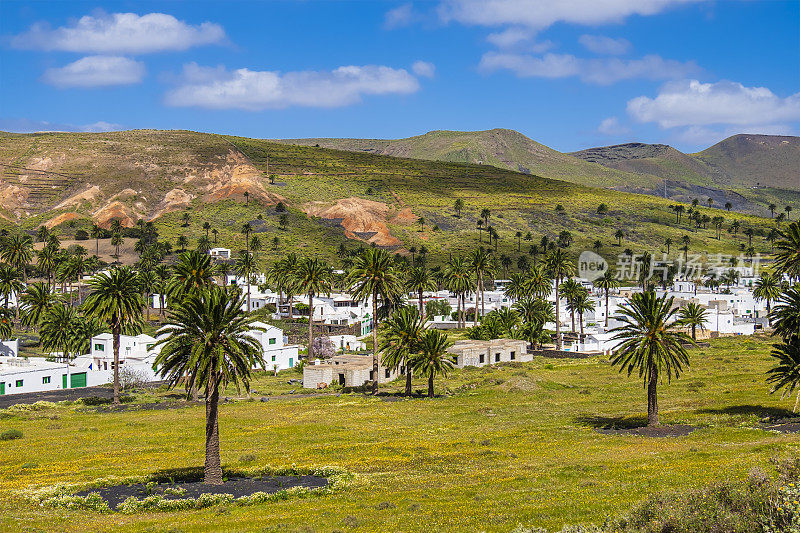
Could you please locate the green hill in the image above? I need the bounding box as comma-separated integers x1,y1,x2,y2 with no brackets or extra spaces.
0,129,780,268
280,128,660,188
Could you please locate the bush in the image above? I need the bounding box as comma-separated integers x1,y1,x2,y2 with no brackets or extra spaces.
75,230,89,241
0,429,22,441
81,396,111,406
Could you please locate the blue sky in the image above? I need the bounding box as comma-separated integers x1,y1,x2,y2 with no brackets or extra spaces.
0,0,798,152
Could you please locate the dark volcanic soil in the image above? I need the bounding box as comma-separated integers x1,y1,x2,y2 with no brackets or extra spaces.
595,424,696,437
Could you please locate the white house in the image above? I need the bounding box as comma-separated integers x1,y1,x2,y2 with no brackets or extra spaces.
328,334,366,352
277,292,374,335
73,333,162,384
0,357,95,395
247,321,300,373
209,248,231,260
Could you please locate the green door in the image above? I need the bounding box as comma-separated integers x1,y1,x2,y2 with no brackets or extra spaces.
62,374,68,389
70,373,87,388
289,357,294,368
0,382,4,395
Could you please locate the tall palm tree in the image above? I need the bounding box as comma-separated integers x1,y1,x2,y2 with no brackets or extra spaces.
82,267,143,404
469,247,493,325
444,256,474,328
1,234,33,282
560,278,582,334
545,249,574,350
595,269,620,328
0,264,24,314
753,273,781,327
154,287,264,485
19,282,58,331
137,269,158,321
347,249,404,394
406,266,436,318
203,222,211,240
767,337,800,412
571,290,595,339
168,250,214,303
295,258,333,360
268,253,299,319
774,222,800,280
380,306,426,396
235,251,257,313
413,330,454,397
514,298,554,350
610,292,692,426
39,302,80,362
154,263,171,317
526,263,552,300
504,272,529,302
37,244,58,290
678,303,707,341
771,287,800,342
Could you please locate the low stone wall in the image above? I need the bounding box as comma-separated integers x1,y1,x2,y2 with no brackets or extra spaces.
532,349,603,359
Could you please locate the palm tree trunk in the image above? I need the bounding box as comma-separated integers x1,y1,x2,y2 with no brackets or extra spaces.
555,282,562,350
146,292,150,321
308,292,314,359
794,390,800,413
473,282,480,327
372,290,379,395
428,372,434,398
604,290,610,328
480,274,485,319
247,280,251,313
204,373,224,485
405,362,412,396
691,324,696,341
418,290,424,318
112,322,121,405
579,312,584,339
570,309,575,334
647,371,659,426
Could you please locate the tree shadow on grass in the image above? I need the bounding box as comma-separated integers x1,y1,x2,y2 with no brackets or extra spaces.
574,414,648,430
696,405,798,421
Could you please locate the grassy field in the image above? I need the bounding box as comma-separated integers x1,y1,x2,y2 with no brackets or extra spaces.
1,335,797,532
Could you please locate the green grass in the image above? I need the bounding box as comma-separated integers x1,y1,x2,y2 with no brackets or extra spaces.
1,335,798,532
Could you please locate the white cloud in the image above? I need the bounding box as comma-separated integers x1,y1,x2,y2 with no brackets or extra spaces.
578,34,631,55
411,60,436,78
41,56,145,88
479,52,699,84
165,63,422,110
627,79,800,128
11,12,225,54
485,27,554,52
0,118,122,133
438,0,702,31
384,3,415,28
597,116,630,135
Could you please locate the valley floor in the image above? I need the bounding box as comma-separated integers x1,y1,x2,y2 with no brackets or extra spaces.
0,335,797,532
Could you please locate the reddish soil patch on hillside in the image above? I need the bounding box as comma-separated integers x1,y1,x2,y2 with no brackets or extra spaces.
303,197,415,247
93,201,140,228
45,212,82,229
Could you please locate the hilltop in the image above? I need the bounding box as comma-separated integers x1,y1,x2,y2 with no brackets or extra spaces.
0,129,781,266
280,128,659,189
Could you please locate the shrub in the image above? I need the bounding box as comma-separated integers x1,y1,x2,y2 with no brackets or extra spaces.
0,429,22,441
81,396,111,406
75,229,89,240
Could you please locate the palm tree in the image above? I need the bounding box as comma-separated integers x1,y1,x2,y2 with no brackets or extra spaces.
725,202,732,212
168,251,214,303
787,205,793,221
110,232,123,258
469,247,493,325
181,212,190,227
137,269,158,321
235,251,257,313
480,208,490,228
611,292,692,426
614,229,624,246
211,228,219,245
1,234,33,282
40,302,80,362
0,264,23,313
678,303,707,340
19,282,57,331
526,263,552,300
295,258,333,360
680,235,691,262
595,269,620,328
268,254,300,319
406,266,436,318
154,287,264,485
771,287,800,342
560,278,582,335
774,222,800,280
0,307,13,341
176,235,189,252
444,255,473,328
572,290,594,339
453,198,464,217
380,306,426,396
753,273,781,326
769,204,777,218
82,267,143,404
91,224,101,256
347,249,404,394
767,337,800,412
203,222,211,239
545,249,574,350
412,329,454,397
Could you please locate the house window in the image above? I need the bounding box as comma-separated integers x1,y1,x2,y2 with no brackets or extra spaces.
103,362,108,370
479,353,485,364
385,369,391,379
510,351,515,360
268,338,276,345
95,344,104,351
495,353,500,362
271,355,276,362
15,380,23,387
42,376,51,384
